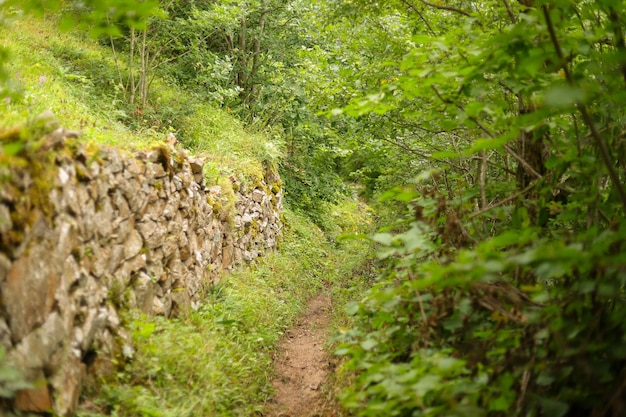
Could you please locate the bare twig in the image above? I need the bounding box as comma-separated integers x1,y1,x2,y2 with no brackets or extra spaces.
431,85,543,181
398,0,437,35
416,0,471,17
470,114,544,180
469,180,538,219
516,368,531,411
479,149,488,209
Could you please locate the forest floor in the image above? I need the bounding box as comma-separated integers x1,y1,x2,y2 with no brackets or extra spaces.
264,291,340,417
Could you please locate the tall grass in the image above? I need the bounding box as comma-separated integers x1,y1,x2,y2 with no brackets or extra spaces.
0,16,280,178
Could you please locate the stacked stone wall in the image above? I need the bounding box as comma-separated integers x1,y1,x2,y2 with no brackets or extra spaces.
0,135,283,415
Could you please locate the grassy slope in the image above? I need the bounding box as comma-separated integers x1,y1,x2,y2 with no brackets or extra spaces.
0,16,278,180
1,15,375,417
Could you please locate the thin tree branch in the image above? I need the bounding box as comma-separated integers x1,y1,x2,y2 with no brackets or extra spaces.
479,149,488,209
431,85,543,181
469,115,544,180
469,180,538,219
398,0,437,35
416,0,472,17
543,5,626,213
502,0,517,23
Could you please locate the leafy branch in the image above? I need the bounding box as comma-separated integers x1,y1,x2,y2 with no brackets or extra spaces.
542,5,626,213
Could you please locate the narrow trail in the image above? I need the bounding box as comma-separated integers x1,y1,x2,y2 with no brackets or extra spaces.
265,292,339,417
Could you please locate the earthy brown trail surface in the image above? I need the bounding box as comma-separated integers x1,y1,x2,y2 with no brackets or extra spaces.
265,292,339,417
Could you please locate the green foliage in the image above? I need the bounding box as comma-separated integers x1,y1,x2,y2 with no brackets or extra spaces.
336,183,626,416
0,15,280,180
329,1,626,416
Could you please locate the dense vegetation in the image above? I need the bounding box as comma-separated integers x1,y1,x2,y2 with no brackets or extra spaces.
2,0,626,416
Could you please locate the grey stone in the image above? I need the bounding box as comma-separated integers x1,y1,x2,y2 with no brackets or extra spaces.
0,252,11,284
50,356,85,417
251,189,265,203
152,294,172,317
2,246,61,342
0,204,12,235
125,158,146,176
137,220,167,250
0,318,11,350
104,149,124,174
111,189,131,219
172,175,183,191
113,255,146,287
147,162,167,179
134,272,155,315
81,307,107,352
63,186,81,215
11,312,66,374
123,229,143,260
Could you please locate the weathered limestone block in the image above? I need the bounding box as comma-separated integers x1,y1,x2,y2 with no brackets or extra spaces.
124,157,146,177
133,272,155,315
2,247,61,342
153,293,172,317
50,356,85,416
80,307,108,352
92,198,114,239
123,229,143,261
137,220,167,250
79,198,97,242
113,255,146,288
10,312,66,378
170,288,190,316
0,203,12,234
101,148,124,175
251,189,265,203
112,216,135,244
146,161,167,179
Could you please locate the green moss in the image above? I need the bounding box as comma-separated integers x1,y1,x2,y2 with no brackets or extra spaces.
207,195,222,213
250,219,260,238
107,280,125,307
75,164,91,182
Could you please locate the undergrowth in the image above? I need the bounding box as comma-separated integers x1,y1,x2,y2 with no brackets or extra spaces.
77,202,373,417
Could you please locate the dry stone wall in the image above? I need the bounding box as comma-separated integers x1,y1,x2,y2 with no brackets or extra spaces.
0,134,283,416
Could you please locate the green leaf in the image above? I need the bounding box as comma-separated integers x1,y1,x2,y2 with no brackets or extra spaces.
543,85,586,108
413,375,441,396
437,357,463,372
361,339,378,351
345,302,360,315
465,101,485,117
490,396,512,411
372,233,394,246
538,397,569,417
2,141,23,156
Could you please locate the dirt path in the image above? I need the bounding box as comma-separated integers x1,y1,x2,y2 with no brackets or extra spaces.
265,292,339,417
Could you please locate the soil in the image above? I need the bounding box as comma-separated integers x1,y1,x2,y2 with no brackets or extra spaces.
264,292,340,417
